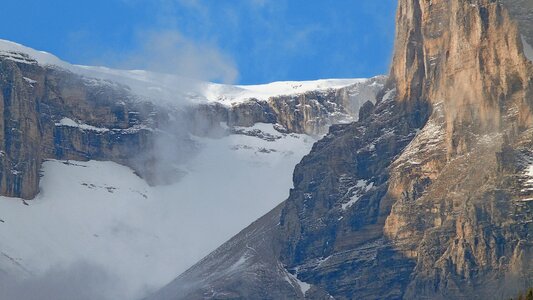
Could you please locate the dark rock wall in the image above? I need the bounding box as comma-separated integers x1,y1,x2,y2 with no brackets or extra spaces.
0,58,160,199
0,58,42,199
277,90,429,299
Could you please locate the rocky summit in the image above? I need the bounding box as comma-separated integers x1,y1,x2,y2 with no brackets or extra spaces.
148,0,533,299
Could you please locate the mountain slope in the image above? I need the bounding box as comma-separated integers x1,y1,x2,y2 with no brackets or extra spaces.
149,0,533,299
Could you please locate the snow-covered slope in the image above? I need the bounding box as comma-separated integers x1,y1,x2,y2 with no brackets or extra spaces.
0,39,368,106
203,78,371,104
0,39,67,67
0,123,315,299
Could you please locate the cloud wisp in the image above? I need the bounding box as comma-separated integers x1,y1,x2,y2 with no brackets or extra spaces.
0,262,120,300
121,30,238,84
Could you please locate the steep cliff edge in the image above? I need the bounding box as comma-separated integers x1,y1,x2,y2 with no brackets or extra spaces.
0,56,161,199
385,0,533,297
149,0,533,299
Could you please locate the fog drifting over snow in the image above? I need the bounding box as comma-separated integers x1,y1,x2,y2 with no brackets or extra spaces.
0,124,316,300
0,262,118,300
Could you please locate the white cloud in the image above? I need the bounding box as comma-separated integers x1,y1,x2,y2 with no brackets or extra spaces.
123,30,238,83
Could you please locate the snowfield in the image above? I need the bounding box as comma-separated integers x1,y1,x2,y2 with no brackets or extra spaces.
0,38,371,107
0,123,315,299
203,78,370,104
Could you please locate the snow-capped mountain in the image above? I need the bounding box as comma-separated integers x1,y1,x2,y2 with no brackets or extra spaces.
0,39,385,299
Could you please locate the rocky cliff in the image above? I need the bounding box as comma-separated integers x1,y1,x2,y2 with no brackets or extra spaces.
149,0,533,299
189,76,385,137
0,55,164,199
384,0,533,298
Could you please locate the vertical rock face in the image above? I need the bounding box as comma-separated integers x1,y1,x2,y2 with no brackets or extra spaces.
384,0,533,298
0,58,43,199
267,77,386,135
391,0,533,156
276,90,429,299
150,1,533,299
0,57,164,199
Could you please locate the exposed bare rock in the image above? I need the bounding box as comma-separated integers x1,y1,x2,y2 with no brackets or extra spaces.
267,77,386,135
384,0,533,297
0,58,181,198
189,76,386,137
391,0,533,156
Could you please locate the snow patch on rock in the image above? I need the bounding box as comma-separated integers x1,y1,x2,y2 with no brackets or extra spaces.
284,269,311,296
342,180,374,210
55,118,110,133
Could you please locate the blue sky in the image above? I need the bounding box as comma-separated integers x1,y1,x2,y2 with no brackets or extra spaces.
0,0,397,84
